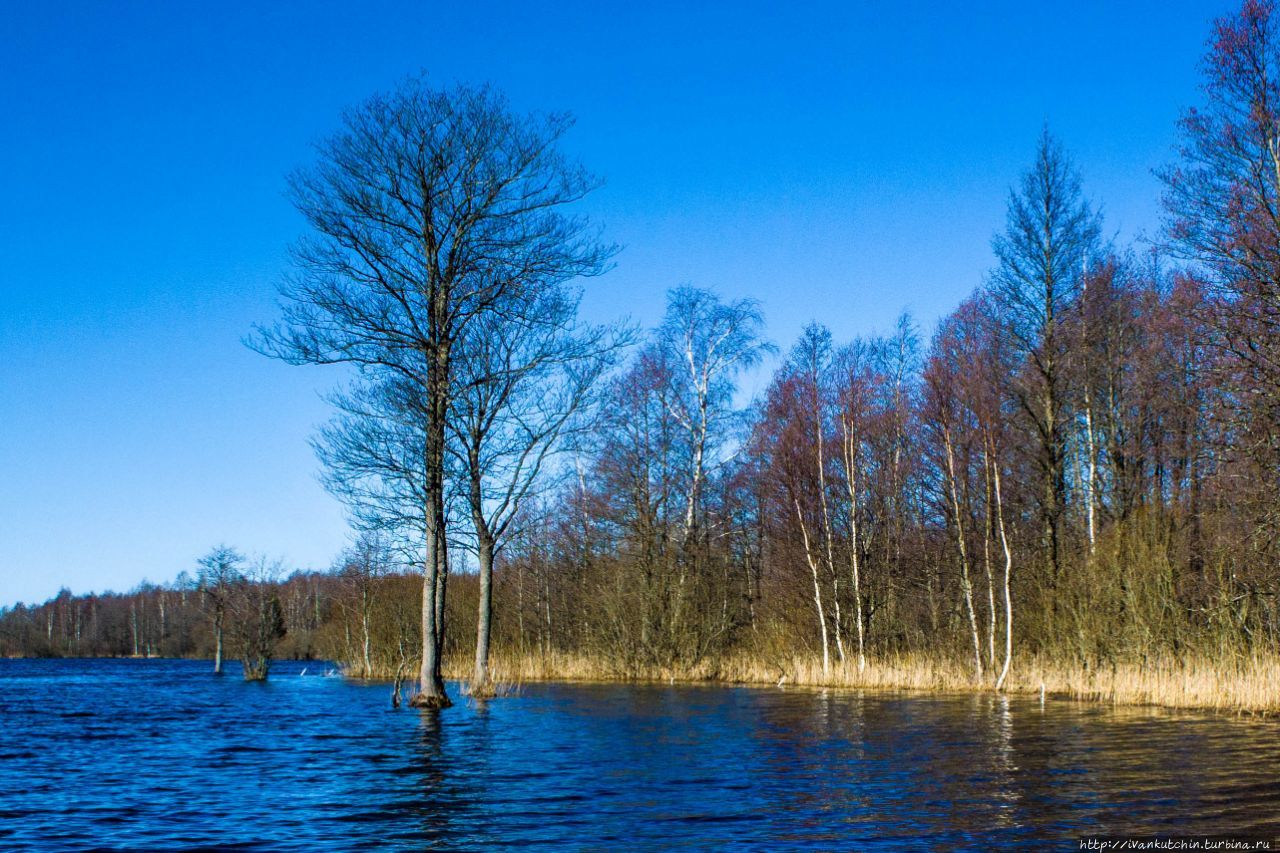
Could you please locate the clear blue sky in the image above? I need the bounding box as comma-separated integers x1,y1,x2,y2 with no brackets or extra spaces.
0,0,1233,606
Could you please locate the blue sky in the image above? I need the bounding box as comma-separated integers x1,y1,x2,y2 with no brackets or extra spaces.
0,0,1233,605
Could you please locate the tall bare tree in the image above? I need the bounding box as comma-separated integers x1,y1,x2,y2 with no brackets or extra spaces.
653,287,772,645
450,288,626,694
924,324,985,682
989,129,1100,617
254,78,614,707
834,341,877,672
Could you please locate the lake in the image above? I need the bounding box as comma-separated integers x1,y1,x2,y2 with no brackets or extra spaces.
1,659,1277,850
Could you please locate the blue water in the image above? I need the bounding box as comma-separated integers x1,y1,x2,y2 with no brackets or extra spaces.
1,659,1277,850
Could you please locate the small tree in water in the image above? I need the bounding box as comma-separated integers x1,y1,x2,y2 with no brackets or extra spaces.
228,559,287,681
196,545,244,675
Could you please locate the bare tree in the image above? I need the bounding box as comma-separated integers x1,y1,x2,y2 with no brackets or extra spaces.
834,341,876,672
650,287,772,647
787,323,843,672
1162,0,1280,542
868,314,922,645
197,545,244,675
656,286,773,547
451,287,627,695
227,557,287,682
253,78,614,707
924,326,985,682
989,129,1100,616
333,534,391,678
757,364,834,672
576,287,767,671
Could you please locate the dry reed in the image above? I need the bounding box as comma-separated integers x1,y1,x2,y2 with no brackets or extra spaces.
434,650,1280,715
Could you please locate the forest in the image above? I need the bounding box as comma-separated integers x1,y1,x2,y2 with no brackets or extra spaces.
4,1,1280,712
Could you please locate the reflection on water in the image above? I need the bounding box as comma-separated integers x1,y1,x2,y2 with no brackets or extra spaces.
1,659,1277,850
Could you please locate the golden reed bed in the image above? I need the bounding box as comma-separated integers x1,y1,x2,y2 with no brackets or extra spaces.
435,651,1280,715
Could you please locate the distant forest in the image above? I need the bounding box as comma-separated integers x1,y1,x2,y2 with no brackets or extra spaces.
5,2,1280,707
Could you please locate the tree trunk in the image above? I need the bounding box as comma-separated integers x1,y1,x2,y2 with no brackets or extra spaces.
412,496,452,708
413,331,453,709
982,455,997,673
816,407,845,665
943,429,983,682
473,532,496,694
361,599,372,679
1081,254,1098,554
214,616,223,675
991,438,1015,691
842,418,866,671
796,499,830,677
1083,392,1098,553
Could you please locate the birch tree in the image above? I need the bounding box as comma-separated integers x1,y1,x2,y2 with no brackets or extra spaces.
655,286,772,546
650,286,772,643
924,324,985,682
834,342,875,672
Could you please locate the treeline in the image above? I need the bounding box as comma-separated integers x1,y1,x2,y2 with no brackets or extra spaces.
6,3,1280,707
304,1,1280,701
0,559,326,667
494,260,1274,682
0,547,426,678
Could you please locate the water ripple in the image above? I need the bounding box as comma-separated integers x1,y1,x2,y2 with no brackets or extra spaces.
2,659,1278,850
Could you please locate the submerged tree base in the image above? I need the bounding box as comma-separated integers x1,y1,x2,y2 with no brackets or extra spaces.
467,679,496,700
408,691,453,709
242,661,270,682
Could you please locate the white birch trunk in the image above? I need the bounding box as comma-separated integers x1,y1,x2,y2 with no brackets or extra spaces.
943,428,983,682
795,498,830,676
